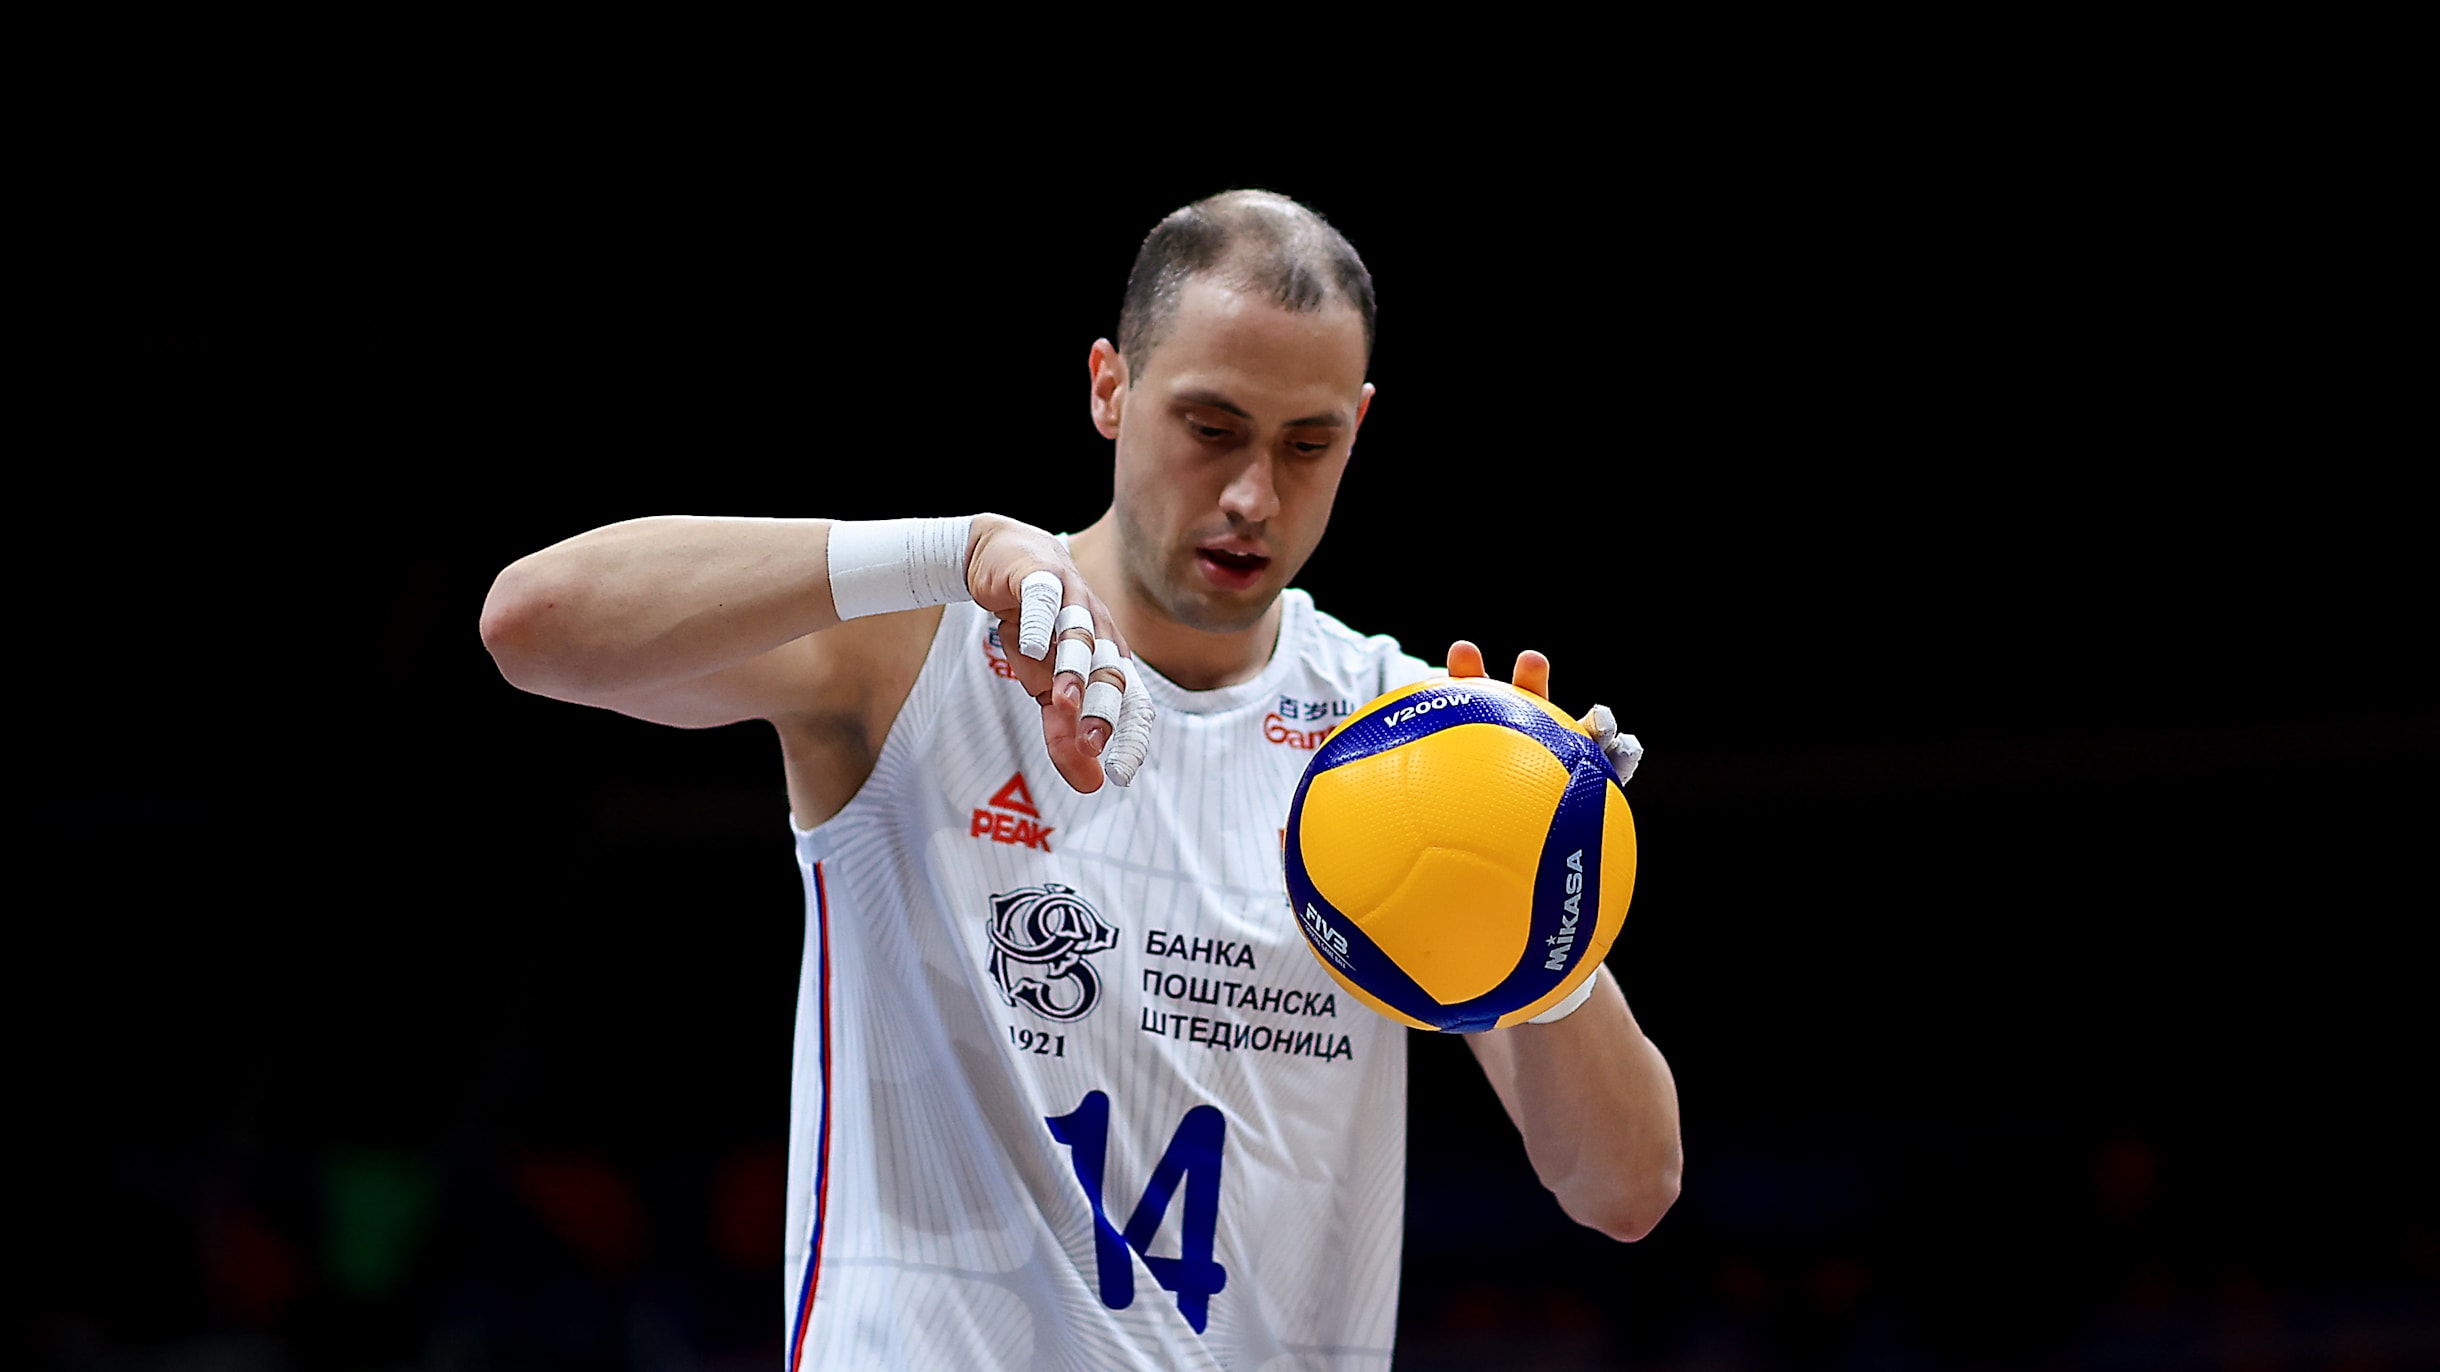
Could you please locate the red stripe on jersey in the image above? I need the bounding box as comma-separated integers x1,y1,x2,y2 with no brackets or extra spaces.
788,860,835,1372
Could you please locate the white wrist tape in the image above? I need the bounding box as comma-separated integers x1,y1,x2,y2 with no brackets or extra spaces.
827,517,973,620
1528,969,1599,1024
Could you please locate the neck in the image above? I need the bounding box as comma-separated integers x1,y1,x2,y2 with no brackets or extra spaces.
1069,515,1282,691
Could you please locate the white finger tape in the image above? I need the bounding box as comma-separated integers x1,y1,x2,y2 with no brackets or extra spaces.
1080,680,1124,728
1102,674,1156,787
1605,732,1643,784
1089,639,1125,680
1583,704,1642,784
1054,638,1092,679
1054,604,1094,640
1017,571,1062,659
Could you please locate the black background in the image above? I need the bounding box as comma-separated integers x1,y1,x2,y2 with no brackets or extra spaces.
29,67,2434,1371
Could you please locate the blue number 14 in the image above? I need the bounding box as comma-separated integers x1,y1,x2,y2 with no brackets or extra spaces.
1045,1089,1229,1334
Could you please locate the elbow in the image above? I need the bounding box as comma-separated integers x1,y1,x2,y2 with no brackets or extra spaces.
478,562,567,692
1562,1162,1681,1244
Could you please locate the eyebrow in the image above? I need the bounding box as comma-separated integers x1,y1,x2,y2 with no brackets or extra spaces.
1173,387,1347,429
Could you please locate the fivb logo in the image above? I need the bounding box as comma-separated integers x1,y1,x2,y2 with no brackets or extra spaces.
1299,902,1352,967
972,772,1054,852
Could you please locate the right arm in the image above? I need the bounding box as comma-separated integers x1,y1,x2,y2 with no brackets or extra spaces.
478,513,1131,809
481,515,869,725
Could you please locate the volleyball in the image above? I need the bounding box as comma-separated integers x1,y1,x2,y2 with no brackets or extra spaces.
1283,677,1636,1032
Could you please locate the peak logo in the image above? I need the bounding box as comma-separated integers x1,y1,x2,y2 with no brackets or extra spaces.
972,772,1055,851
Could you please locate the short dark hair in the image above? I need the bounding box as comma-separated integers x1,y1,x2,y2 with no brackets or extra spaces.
1116,189,1376,383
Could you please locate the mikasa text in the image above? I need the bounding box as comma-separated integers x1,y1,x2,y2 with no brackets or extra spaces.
1546,849,1586,971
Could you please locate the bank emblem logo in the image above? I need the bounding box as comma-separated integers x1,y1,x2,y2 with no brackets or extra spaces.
986,883,1119,1023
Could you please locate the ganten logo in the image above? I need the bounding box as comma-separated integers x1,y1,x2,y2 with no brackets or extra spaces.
987,883,1119,1023
983,620,1018,680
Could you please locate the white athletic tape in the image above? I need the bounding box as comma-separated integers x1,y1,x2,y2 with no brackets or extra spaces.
1583,704,1642,784
1053,604,1094,640
1527,969,1599,1024
1088,639,1125,680
1102,674,1155,786
1017,571,1062,659
1606,732,1643,783
1080,679,1124,728
827,516,973,620
1054,638,1092,679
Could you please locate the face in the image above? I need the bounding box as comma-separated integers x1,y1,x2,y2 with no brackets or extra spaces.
1092,276,1373,635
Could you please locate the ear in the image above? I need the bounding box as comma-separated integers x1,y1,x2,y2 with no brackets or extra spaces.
1349,382,1376,446
1088,339,1127,440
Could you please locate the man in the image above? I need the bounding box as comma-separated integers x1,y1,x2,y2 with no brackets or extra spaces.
480,190,1680,1370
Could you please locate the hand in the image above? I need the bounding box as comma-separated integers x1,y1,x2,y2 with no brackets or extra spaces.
1444,641,1642,784
967,514,1155,793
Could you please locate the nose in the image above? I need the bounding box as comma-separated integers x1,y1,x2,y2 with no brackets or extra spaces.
1219,454,1281,525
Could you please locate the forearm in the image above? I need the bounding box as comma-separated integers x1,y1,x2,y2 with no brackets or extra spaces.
1469,966,1682,1240
480,515,850,700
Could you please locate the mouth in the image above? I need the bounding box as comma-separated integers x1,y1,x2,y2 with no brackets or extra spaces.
1194,544,1272,590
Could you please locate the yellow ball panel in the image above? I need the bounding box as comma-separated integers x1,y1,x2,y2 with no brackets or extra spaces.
1593,785,1637,958
1300,721,1571,913
1358,846,1533,1003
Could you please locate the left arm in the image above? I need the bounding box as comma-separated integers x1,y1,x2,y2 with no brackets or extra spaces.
1465,966,1682,1240
1445,640,1683,1241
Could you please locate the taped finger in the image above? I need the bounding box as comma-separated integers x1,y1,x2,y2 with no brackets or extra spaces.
1103,672,1156,786
1604,732,1643,783
1582,703,1643,783
1054,637,1093,680
1079,641,1127,728
1017,571,1063,659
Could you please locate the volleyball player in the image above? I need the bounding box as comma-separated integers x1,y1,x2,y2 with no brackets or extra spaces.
480,190,1681,1370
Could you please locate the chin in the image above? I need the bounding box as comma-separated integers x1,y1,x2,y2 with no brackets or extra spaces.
1164,582,1277,636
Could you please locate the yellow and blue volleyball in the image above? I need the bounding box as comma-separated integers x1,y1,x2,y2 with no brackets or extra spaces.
1283,677,1636,1032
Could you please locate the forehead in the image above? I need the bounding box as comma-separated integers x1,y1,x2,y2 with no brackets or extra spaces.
1141,277,1368,416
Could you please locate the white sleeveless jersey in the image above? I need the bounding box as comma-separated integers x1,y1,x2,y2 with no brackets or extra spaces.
783,590,1435,1372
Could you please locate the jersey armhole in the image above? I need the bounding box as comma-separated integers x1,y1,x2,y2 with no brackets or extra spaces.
791,600,969,841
